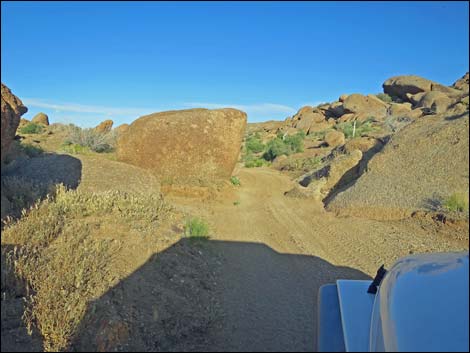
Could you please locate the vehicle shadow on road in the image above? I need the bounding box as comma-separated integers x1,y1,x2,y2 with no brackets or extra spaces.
70,238,371,352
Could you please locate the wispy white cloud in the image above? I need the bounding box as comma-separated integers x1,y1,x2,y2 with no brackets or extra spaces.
183,102,297,117
22,98,300,124
22,98,157,117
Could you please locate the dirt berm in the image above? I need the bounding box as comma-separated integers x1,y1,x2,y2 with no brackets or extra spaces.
327,108,469,220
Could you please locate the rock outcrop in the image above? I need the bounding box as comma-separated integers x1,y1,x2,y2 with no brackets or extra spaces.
327,108,469,220
31,112,49,126
95,119,114,133
286,150,363,200
1,83,27,163
452,72,469,92
116,108,247,184
290,106,331,134
383,75,461,101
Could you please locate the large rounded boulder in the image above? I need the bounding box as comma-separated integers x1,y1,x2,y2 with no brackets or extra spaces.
342,94,388,120
116,108,247,184
1,83,27,163
95,119,114,133
31,112,49,125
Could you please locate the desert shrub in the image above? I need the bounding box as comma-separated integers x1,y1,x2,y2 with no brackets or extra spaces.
308,129,332,140
284,131,306,152
263,138,290,161
263,131,305,161
60,143,92,155
443,193,469,213
1,185,171,351
230,176,241,186
335,118,376,139
1,177,53,221
376,93,393,103
245,133,265,154
63,124,116,153
183,217,210,239
18,143,44,157
233,200,240,206
244,155,267,168
19,122,44,134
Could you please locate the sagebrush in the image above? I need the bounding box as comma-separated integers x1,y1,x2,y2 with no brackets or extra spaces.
1,185,171,352
63,124,116,153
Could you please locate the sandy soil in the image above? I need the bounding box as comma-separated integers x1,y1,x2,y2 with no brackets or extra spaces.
167,165,468,352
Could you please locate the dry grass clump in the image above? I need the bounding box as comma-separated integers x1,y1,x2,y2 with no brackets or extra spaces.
443,193,469,214
1,185,172,351
62,124,117,153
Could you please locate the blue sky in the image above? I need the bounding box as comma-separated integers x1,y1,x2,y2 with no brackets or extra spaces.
1,1,469,126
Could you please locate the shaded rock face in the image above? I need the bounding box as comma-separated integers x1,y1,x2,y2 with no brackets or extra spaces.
286,150,363,201
415,91,452,114
383,75,461,101
1,83,27,164
116,108,247,184
327,110,469,220
31,112,49,126
452,72,469,92
95,119,114,133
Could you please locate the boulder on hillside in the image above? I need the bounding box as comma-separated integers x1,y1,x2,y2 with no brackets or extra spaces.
388,102,412,117
342,94,388,120
1,83,27,163
452,72,469,92
327,109,469,220
383,75,461,102
324,130,345,147
344,137,383,155
31,112,49,125
324,101,345,118
339,94,349,103
95,119,114,133
116,108,247,184
415,91,453,114
290,106,328,134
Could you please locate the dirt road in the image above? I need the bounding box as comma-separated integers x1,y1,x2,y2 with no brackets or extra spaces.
168,166,467,352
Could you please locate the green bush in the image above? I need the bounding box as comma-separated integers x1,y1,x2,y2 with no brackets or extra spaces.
263,131,305,161
60,143,92,155
230,176,241,186
245,133,265,154
335,118,376,139
19,123,44,134
63,124,115,153
376,93,393,103
183,217,210,239
443,193,469,213
245,157,267,168
285,131,305,150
